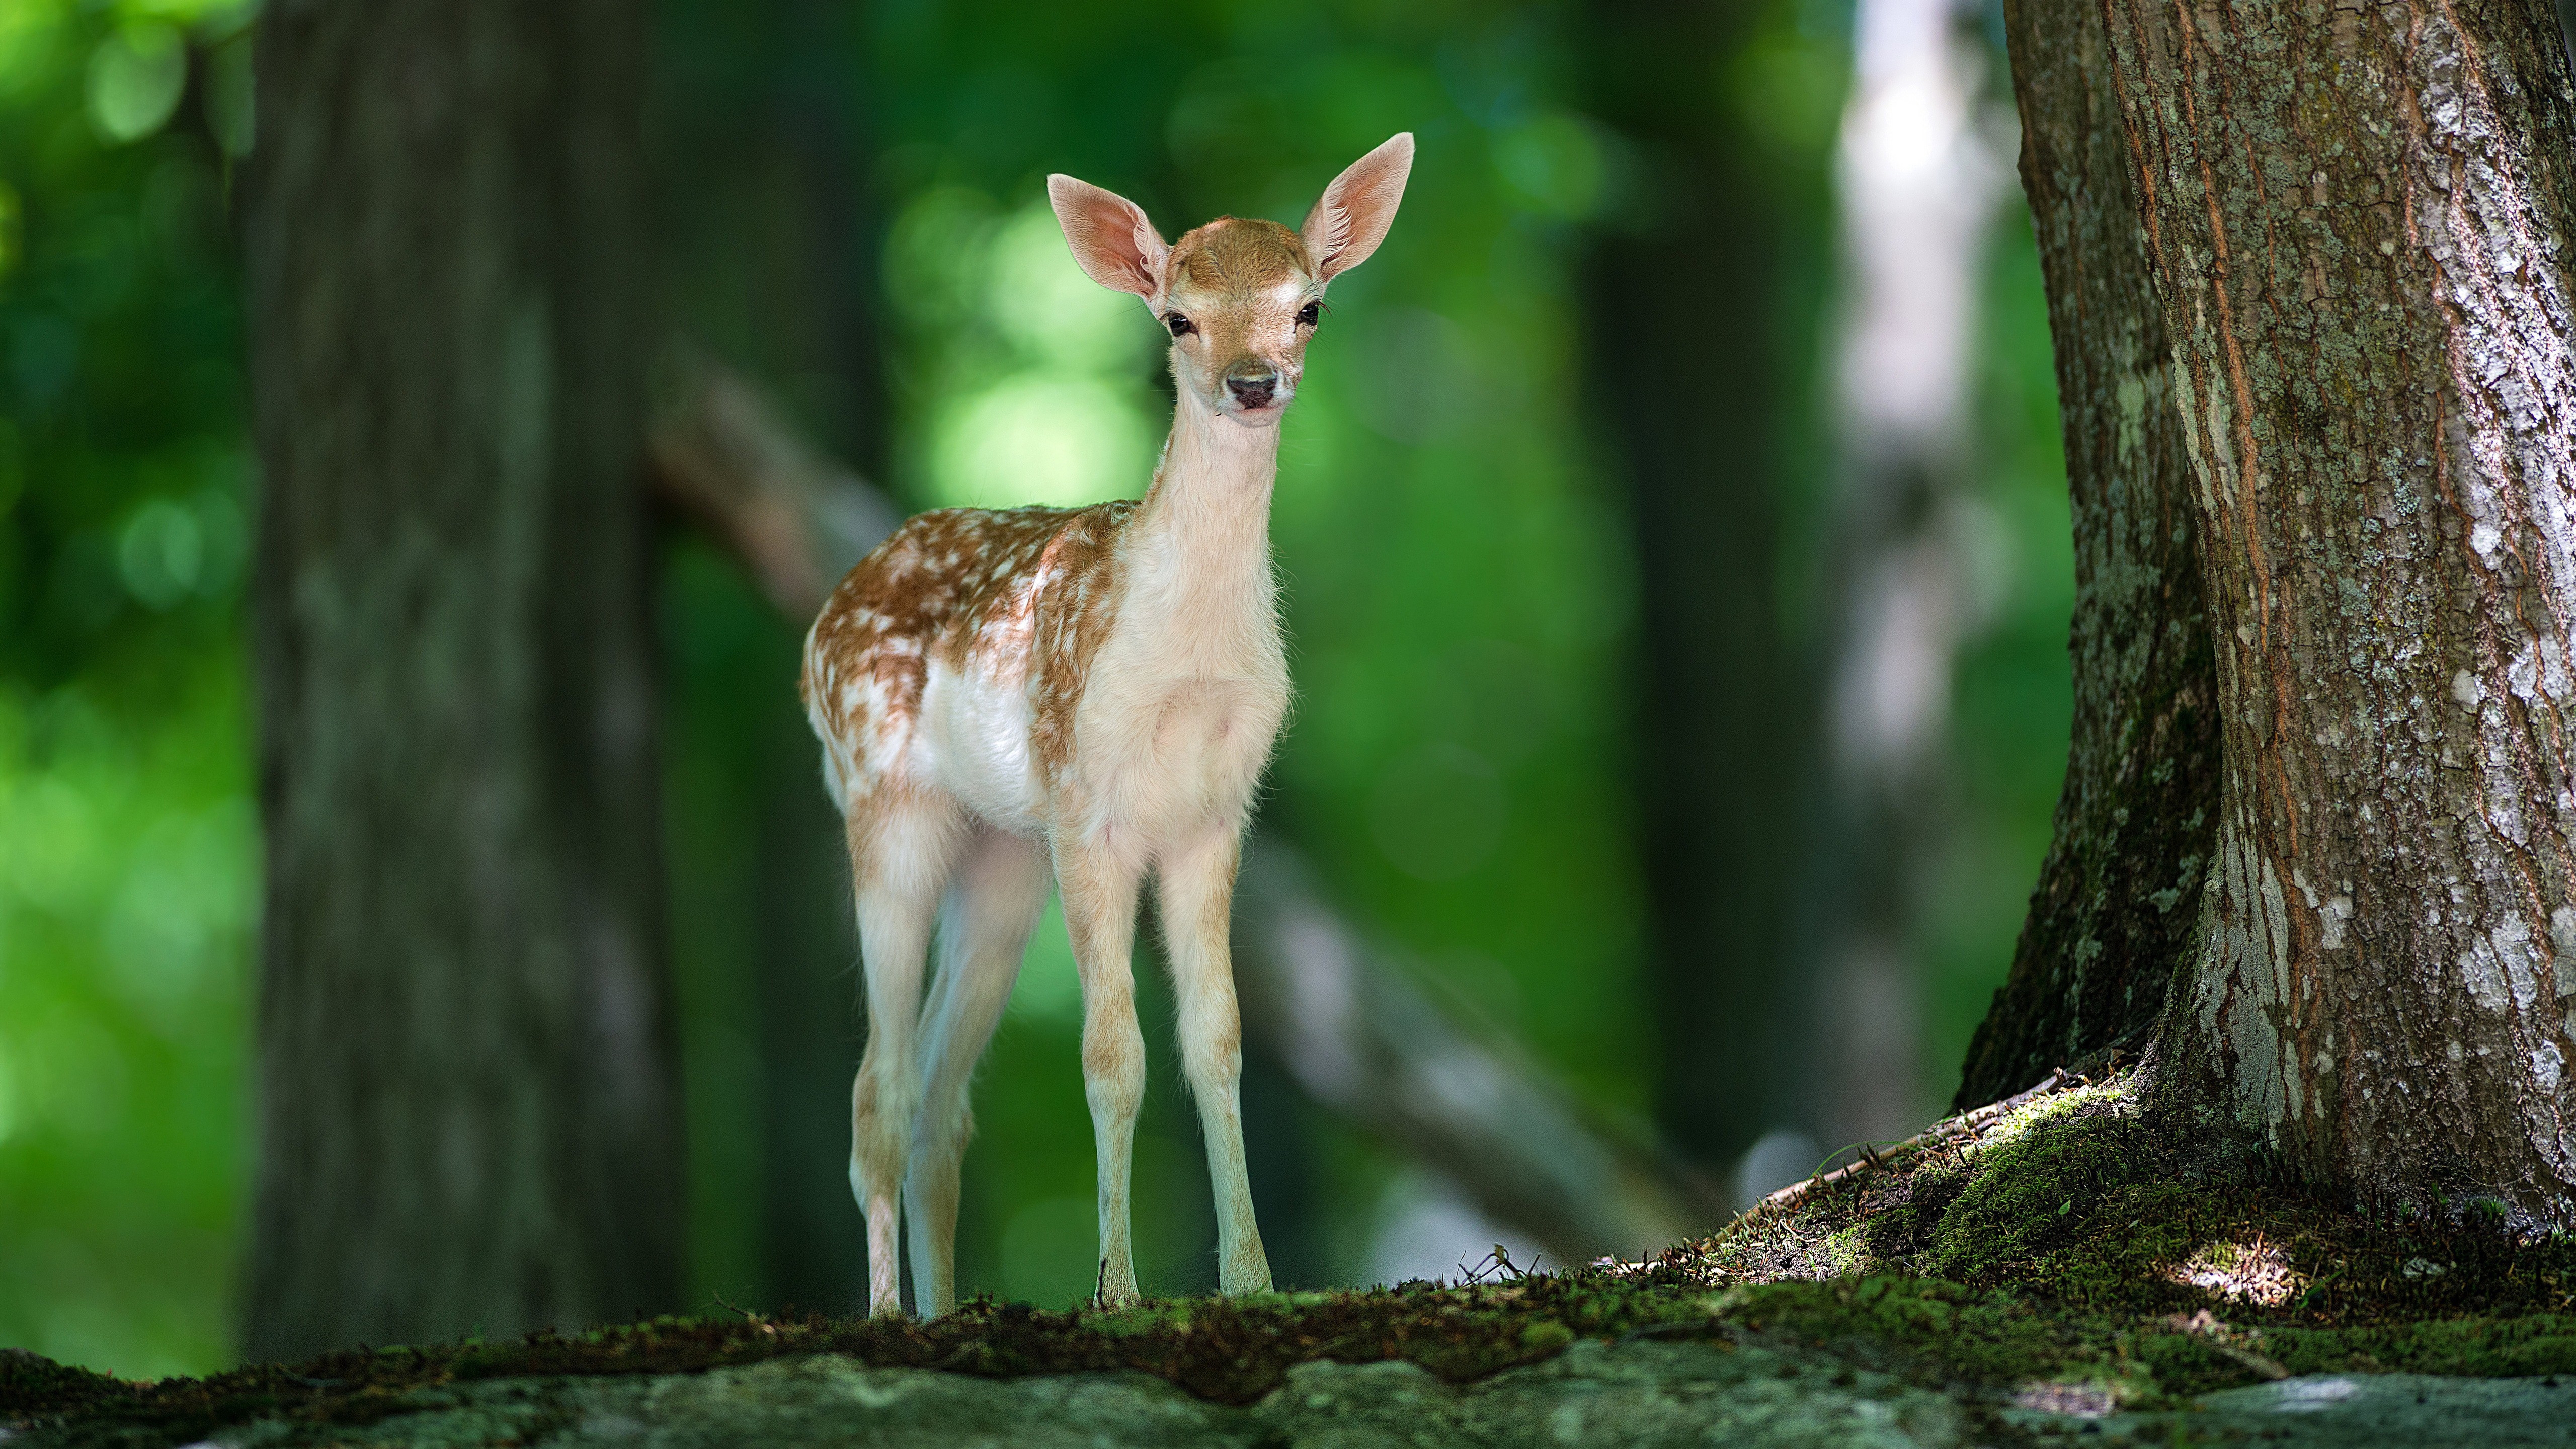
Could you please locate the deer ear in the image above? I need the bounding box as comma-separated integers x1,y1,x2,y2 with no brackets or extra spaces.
1048,175,1169,301
1302,132,1414,283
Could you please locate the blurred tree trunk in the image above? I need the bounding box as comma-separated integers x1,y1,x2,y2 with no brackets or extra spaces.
243,0,679,1360
1583,0,1820,1187
1811,0,2010,1152
2094,0,2576,1221
1950,0,2222,1109
752,0,890,1317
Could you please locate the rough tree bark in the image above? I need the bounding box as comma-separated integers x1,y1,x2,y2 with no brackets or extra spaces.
1951,0,2224,1110
2092,0,2576,1221
244,0,680,1358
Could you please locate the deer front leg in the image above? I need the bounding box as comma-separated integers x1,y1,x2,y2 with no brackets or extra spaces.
1055,835,1148,1307
1156,830,1273,1296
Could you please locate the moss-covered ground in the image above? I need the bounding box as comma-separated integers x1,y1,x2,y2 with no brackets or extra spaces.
13,1069,2576,1442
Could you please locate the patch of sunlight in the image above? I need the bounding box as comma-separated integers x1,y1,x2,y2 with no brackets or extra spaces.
113,0,260,30
86,21,185,143
2011,1381,2118,1417
1969,1076,2131,1156
4,773,109,912
102,799,254,1030
884,185,1001,332
0,1,64,99
985,202,1157,373
2168,1236,2300,1307
929,374,1152,510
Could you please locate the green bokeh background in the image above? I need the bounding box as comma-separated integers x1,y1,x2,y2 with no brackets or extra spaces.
0,0,2068,1376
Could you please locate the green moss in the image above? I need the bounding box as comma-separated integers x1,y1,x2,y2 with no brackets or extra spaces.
0,1351,124,1421
1924,1095,2152,1282
1699,1278,2151,1398
1518,1320,1574,1350
2265,1316,2576,1378
1699,1069,2576,1325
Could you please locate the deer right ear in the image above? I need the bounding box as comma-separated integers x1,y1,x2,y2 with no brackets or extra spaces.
1048,175,1169,302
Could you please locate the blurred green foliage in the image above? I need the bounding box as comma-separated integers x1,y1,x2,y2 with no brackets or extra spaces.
0,0,2071,1381
0,0,259,1380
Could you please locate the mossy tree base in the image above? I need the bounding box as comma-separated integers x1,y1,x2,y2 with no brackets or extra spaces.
1702,1069,2576,1332
13,1074,2576,1446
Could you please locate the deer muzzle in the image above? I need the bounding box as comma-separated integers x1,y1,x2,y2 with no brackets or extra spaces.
1223,361,1280,411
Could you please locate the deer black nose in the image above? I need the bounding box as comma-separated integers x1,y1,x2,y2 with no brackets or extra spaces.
1226,370,1278,408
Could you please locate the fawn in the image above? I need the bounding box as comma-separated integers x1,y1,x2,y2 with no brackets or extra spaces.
801,134,1414,1317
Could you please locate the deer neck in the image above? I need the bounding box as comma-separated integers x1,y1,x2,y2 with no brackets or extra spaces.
1122,390,1280,658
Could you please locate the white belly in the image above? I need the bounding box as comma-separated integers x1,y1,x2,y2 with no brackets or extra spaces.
919,657,1045,834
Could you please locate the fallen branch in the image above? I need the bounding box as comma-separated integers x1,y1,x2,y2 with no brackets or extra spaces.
647,349,898,618
643,350,1723,1265
1232,843,1717,1261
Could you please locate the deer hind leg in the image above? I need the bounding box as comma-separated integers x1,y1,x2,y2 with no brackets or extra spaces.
1156,830,1273,1296
904,827,1049,1319
847,791,965,1318
1053,834,1148,1307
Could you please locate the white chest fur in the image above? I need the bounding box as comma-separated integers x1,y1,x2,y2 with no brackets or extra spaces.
1067,539,1289,852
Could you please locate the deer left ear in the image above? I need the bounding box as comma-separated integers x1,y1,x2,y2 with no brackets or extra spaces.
1302,133,1414,283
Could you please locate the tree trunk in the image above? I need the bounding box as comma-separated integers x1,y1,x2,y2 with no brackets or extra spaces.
1951,0,2224,1110
1584,0,1822,1182
2096,0,2576,1220
243,0,680,1359
756,6,893,1318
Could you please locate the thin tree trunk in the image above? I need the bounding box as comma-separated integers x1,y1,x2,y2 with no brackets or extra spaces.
744,18,893,1317
1951,0,2223,1110
244,0,679,1358
1815,0,2011,1148
2100,0,2576,1220
1584,0,1820,1182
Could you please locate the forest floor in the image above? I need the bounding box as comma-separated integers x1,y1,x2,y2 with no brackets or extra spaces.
12,1069,2576,1445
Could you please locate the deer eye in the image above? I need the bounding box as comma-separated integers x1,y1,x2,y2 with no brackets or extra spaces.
1296,301,1322,327
1164,312,1194,337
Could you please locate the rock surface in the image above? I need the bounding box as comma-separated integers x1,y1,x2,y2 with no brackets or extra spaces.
15,1337,2576,1448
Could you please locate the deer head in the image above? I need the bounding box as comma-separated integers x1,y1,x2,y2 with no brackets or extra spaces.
1047,133,1414,429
